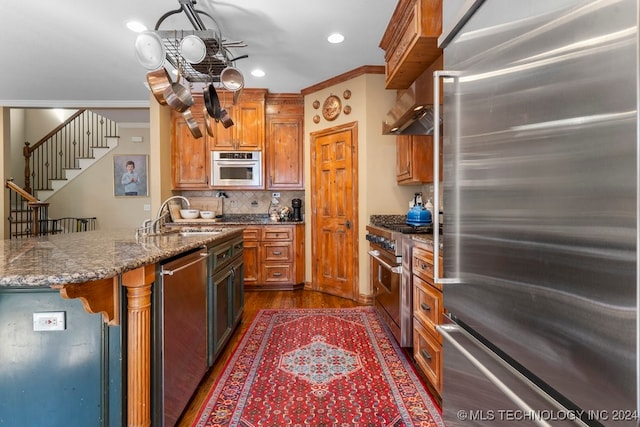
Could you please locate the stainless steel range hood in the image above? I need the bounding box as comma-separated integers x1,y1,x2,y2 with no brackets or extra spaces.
382,56,442,136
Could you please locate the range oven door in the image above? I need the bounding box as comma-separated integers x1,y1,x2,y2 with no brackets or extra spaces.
369,249,403,344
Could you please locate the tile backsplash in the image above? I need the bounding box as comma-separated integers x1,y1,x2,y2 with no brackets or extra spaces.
182,190,305,217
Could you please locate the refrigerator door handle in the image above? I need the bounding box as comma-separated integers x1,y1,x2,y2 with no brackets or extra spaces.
437,322,554,427
433,70,461,285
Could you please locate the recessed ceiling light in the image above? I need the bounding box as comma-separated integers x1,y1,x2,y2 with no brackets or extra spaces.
126,20,147,33
327,33,344,44
251,69,266,77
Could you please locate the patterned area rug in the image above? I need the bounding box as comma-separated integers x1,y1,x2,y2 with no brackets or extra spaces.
193,307,444,427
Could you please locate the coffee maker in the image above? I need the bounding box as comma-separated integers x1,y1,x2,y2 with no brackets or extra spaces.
291,198,303,221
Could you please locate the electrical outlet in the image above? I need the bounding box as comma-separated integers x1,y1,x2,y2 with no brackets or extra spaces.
272,192,280,198
33,312,66,331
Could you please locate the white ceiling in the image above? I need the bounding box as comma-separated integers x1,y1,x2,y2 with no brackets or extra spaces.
0,0,396,108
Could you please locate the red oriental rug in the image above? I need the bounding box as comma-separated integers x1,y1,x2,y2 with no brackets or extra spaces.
193,307,444,427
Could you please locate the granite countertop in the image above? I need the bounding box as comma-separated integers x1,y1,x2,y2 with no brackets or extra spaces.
165,213,305,226
0,227,244,288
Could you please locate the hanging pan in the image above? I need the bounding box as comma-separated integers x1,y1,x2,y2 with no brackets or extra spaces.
220,66,244,91
146,67,172,105
203,84,218,119
203,106,214,137
162,54,194,113
182,109,202,139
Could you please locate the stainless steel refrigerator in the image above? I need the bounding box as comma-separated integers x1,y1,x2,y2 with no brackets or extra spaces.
432,1,638,425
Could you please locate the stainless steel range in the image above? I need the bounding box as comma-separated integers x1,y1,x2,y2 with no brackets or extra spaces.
366,220,433,347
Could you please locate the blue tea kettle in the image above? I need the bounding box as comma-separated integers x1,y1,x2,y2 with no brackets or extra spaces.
406,192,432,227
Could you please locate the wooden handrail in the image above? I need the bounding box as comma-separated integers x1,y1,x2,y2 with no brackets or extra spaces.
6,179,38,203
25,109,86,156
23,109,86,194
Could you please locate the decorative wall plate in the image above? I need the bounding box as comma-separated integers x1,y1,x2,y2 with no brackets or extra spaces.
312,100,320,109
322,95,341,121
313,115,320,124
343,89,351,99
343,105,352,115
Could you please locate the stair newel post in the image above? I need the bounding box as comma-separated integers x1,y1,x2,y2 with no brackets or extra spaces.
23,142,32,194
27,202,49,237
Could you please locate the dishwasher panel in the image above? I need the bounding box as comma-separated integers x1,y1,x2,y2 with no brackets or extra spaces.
161,249,209,426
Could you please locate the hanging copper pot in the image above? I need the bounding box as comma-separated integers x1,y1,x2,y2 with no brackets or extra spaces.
146,68,172,106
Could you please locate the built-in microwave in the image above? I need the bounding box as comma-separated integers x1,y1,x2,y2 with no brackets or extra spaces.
211,151,262,188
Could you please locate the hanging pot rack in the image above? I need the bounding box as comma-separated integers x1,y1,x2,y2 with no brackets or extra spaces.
150,0,247,84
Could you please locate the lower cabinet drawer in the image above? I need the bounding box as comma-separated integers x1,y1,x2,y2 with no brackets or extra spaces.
413,319,442,394
262,264,292,282
413,275,443,340
263,242,292,262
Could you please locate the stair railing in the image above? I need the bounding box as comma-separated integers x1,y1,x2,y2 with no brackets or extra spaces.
23,109,119,194
6,179,98,239
5,179,50,238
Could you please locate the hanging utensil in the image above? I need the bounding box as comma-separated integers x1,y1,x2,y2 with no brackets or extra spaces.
182,109,202,139
220,66,244,91
179,34,207,64
203,84,217,118
146,67,172,105
203,106,214,137
217,90,234,129
163,39,194,113
134,31,166,70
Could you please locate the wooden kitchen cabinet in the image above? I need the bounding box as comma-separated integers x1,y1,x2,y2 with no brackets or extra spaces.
379,0,442,89
265,94,304,190
242,223,304,290
396,134,443,185
412,240,443,399
171,95,210,189
211,89,267,151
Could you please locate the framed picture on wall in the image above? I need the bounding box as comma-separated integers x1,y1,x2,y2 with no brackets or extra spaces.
113,154,148,197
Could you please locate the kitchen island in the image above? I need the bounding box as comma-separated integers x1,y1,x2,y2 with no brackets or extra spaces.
0,227,244,427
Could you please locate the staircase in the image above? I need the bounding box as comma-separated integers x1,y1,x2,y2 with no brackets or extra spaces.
23,109,120,201
6,109,119,238
35,135,119,201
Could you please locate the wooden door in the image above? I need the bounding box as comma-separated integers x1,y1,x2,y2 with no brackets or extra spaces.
310,122,358,300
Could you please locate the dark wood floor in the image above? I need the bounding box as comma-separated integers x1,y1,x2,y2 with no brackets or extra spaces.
176,289,364,426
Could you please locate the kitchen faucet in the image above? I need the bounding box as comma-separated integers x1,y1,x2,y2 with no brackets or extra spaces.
136,196,191,238
156,195,190,220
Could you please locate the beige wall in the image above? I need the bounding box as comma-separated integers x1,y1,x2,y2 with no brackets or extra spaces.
45,125,152,230
3,109,154,232
1,108,10,239
303,73,422,297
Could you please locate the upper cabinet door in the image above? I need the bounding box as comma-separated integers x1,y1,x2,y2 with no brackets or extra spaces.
379,0,443,89
211,89,266,151
396,134,442,185
171,97,210,189
265,94,304,190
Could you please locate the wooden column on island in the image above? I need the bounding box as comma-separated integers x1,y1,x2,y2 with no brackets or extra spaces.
121,265,156,427
55,264,157,427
